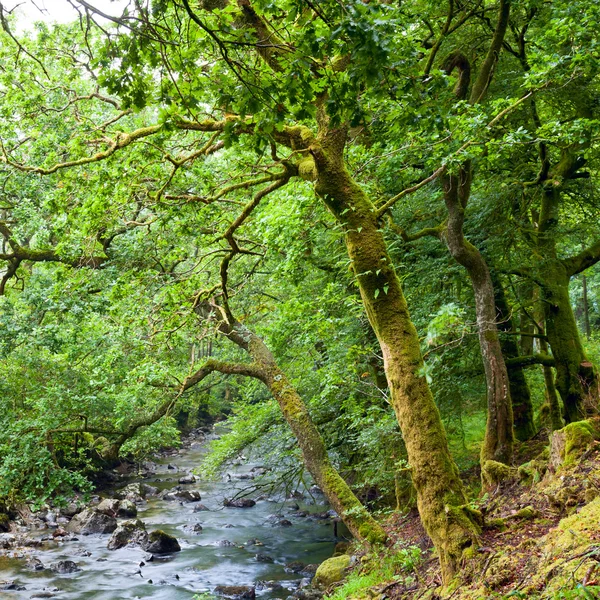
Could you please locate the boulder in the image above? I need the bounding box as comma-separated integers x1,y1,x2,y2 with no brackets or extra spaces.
214,585,255,600
255,553,274,563
142,530,181,554
179,474,197,484
60,502,83,518
117,500,138,518
66,509,117,535
163,489,202,502
313,555,351,588
0,534,15,549
107,519,148,550
192,504,210,512
51,560,81,574
223,498,255,508
97,499,120,516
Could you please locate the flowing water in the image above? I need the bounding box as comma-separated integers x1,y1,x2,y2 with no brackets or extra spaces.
0,430,342,599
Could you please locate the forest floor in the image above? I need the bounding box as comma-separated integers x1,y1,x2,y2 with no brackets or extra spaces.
327,420,600,600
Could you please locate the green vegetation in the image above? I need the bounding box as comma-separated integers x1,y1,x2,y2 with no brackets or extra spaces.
0,0,599,596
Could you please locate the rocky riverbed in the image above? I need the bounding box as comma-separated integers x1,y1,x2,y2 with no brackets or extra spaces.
0,428,344,599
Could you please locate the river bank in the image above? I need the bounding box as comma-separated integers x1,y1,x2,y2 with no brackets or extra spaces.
0,427,344,599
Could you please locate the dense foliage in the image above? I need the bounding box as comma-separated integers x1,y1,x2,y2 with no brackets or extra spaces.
0,0,599,583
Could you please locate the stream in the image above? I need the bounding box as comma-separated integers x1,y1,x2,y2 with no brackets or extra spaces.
0,429,343,599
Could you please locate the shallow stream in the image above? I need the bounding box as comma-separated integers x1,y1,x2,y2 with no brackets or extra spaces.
0,430,341,599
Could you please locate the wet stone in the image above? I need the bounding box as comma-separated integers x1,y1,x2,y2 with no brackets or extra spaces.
26,557,45,571
214,585,256,600
143,530,181,555
223,498,256,508
51,560,81,574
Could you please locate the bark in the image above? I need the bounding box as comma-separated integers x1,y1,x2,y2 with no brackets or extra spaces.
492,273,536,441
539,179,599,422
442,170,514,474
539,258,597,422
308,127,480,583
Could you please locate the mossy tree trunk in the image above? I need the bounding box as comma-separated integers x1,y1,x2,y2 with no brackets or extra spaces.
492,272,536,441
307,126,480,583
442,170,514,472
205,308,388,545
537,156,600,423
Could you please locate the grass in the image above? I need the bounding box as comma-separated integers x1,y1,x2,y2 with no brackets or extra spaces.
325,545,422,600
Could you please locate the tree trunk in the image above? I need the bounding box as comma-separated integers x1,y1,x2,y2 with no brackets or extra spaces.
492,273,536,440
309,128,480,584
442,170,514,475
215,314,388,545
537,157,599,422
541,260,597,422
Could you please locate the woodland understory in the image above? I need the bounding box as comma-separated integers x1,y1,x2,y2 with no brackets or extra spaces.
0,0,599,598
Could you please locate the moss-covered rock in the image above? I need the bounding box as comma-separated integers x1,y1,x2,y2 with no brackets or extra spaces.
143,529,181,554
549,419,599,470
513,505,538,520
313,554,351,588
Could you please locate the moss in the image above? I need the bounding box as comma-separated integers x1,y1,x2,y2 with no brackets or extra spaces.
513,506,538,520
563,419,597,464
531,497,600,595
481,459,515,487
484,517,507,531
314,554,352,588
517,459,547,484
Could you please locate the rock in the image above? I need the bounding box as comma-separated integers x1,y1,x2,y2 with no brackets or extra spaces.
177,490,202,502
142,530,181,554
179,474,197,484
192,504,210,512
51,560,81,574
0,581,26,591
66,509,117,535
183,523,203,534
223,498,256,508
301,564,319,576
167,464,177,471
117,499,138,518
275,519,292,527
216,540,235,547
0,533,15,549
60,502,82,518
255,553,274,563
97,499,120,516
313,555,351,588
107,519,148,550
214,585,256,600
52,527,68,537
245,538,263,546
26,557,45,571
285,561,306,573
163,489,202,502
